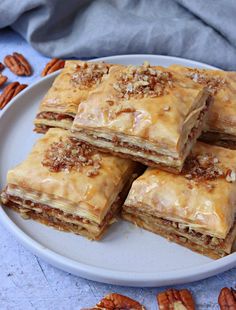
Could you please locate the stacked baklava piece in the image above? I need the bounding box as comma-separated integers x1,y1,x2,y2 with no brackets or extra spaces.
1,60,236,259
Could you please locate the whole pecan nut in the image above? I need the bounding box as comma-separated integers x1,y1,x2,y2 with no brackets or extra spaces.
41,58,65,76
218,287,236,310
83,293,146,310
0,82,27,109
0,62,4,71
96,293,145,310
157,289,195,310
0,74,8,87
4,52,32,76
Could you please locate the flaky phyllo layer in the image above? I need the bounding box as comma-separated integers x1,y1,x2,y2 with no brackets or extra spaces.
34,60,112,133
169,65,236,146
71,62,210,172
1,190,121,240
1,128,139,239
122,142,236,258
122,210,236,259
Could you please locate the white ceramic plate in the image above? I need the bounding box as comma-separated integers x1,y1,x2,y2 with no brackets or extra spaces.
1,55,235,287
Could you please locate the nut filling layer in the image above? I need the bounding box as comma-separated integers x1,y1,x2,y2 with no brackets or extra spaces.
36,111,74,122
1,191,122,240
113,62,173,99
72,100,210,172
122,209,236,259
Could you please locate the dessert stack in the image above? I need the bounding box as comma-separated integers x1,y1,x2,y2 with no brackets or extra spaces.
1,60,236,259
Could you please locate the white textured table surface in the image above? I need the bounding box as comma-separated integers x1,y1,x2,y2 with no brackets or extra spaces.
0,28,235,310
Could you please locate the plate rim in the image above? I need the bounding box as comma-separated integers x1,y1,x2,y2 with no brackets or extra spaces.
0,54,235,287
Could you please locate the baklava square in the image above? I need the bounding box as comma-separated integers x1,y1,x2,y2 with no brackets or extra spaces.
169,64,236,149
71,62,210,173
34,60,111,133
1,128,139,240
122,142,236,258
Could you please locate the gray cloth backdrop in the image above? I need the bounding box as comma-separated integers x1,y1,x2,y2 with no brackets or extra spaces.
1,0,236,70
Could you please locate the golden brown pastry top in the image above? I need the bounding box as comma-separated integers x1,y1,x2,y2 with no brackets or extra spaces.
124,142,236,239
6,128,137,224
37,60,111,116
169,64,236,135
72,62,208,153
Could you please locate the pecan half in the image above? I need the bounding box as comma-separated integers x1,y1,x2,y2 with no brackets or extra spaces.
0,82,27,109
83,293,145,310
4,52,32,76
0,62,4,71
41,58,65,76
0,74,7,87
218,287,236,310
157,289,195,310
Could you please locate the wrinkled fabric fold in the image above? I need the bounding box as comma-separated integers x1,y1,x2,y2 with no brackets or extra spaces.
0,0,236,70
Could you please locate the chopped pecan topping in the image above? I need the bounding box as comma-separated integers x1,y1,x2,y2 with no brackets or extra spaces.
0,82,27,110
113,61,173,99
225,169,236,183
71,62,109,89
157,289,195,310
0,74,7,87
163,105,170,111
95,293,145,310
182,153,223,181
41,58,65,76
218,287,236,310
186,68,225,95
42,137,102,176
183,153,236,184
4,52,32,76
0,62,4,71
